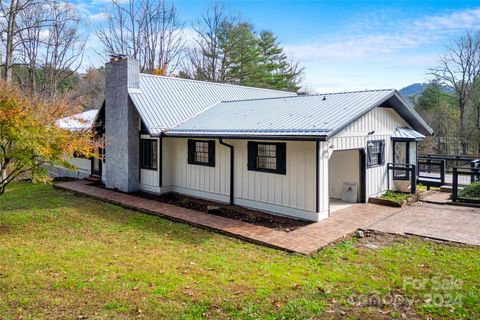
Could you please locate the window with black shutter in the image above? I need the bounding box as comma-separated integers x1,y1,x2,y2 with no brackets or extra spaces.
367,140,385,167
247,141,286,174
188,140,215,167
141,139,158,170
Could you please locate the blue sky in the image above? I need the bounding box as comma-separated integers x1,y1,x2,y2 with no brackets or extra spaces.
76,0,480,92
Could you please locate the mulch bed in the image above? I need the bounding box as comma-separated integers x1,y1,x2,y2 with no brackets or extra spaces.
133,191,312,232
83,179,312,232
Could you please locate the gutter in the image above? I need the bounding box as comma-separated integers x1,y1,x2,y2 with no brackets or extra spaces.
219,139,234,205
158,133,327,141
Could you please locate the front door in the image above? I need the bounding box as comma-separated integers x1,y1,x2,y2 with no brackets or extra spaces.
393,141,418,179
394,141,408,164
91,148,102,177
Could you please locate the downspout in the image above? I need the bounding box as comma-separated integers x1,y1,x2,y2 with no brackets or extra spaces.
316,141,320,214
219,139,234,205
159,135,163,187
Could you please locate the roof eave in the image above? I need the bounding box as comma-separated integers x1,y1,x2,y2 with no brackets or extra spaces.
391,137,425,142
161,132,328,141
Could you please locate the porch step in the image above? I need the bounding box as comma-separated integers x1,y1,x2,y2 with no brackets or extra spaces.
85,175,101,183
439,185,464,193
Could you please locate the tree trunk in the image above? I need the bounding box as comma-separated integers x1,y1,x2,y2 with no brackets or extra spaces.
459,105,468,155
3,0,20,83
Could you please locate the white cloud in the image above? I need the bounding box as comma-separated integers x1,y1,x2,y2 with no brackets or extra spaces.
414,8,480,33
90,12,107,22
285,7,480,63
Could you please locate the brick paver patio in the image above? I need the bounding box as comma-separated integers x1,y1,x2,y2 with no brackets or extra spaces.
369,201,480,246
54,180,400,254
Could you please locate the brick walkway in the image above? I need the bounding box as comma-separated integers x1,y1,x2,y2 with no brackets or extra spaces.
54,180,399,255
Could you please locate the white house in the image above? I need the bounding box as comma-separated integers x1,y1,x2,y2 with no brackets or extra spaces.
57,57,433,221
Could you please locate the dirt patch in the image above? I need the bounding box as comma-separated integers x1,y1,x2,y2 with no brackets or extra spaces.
326,295,424,320
354,231,407,249
133,192,312,232
0,225,12,235
354,230,475,251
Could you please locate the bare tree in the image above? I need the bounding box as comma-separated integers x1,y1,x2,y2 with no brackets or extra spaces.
15,0,44,92
1,0,85,97
40,1,86,98
96,0,142,63
430,32,480,154
183,3,232,82
0,0,39,83
142,0,184,73
96,0,185,74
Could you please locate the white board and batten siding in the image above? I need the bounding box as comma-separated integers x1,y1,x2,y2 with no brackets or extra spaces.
137,106,414,221
67,157,91,174
162,138,319,221
48,155,92,180
327,106,409,198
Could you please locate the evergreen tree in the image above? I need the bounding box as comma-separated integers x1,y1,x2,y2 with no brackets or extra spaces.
257,31,302,91
220,23,261,86
182,5,304,92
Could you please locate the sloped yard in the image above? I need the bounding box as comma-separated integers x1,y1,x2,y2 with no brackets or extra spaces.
0,182,479,319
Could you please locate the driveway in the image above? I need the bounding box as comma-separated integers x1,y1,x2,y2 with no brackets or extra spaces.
368,201,480,246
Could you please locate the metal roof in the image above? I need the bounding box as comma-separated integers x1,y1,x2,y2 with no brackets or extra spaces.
167,89,431,138
129,74,296,135
56,109,99,130
392,127,425,141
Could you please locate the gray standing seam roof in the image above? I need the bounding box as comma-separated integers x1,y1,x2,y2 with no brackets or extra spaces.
56,109,99,131
392,127,426,140
167,89,433,138
129,74,296,135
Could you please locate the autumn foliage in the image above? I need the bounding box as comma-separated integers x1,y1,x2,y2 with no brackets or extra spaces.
0,81,96,195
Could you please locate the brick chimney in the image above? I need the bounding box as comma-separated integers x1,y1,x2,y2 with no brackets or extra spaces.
104,57,141,192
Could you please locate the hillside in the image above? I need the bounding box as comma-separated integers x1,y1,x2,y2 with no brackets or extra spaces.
399,83,426,97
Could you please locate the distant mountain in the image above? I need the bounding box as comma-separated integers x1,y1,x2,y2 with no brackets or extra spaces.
400,83,426,98
399,83,454,106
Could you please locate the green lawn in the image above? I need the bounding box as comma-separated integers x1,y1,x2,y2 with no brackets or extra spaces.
0,182,479,319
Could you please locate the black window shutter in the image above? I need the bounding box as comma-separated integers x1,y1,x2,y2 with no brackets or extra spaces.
247,141,257,171
380,140,385,165
143,140,152,168
187,139,195,164
208,140,215,166
151,140,158,169
140,140,145,167
367,144,372,166
277,143,287,174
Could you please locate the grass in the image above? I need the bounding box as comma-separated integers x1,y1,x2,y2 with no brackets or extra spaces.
0,182,479,319
380,190,413,204
417,184,440,192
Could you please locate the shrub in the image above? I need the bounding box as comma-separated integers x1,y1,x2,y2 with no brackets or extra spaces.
458,181,480,199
